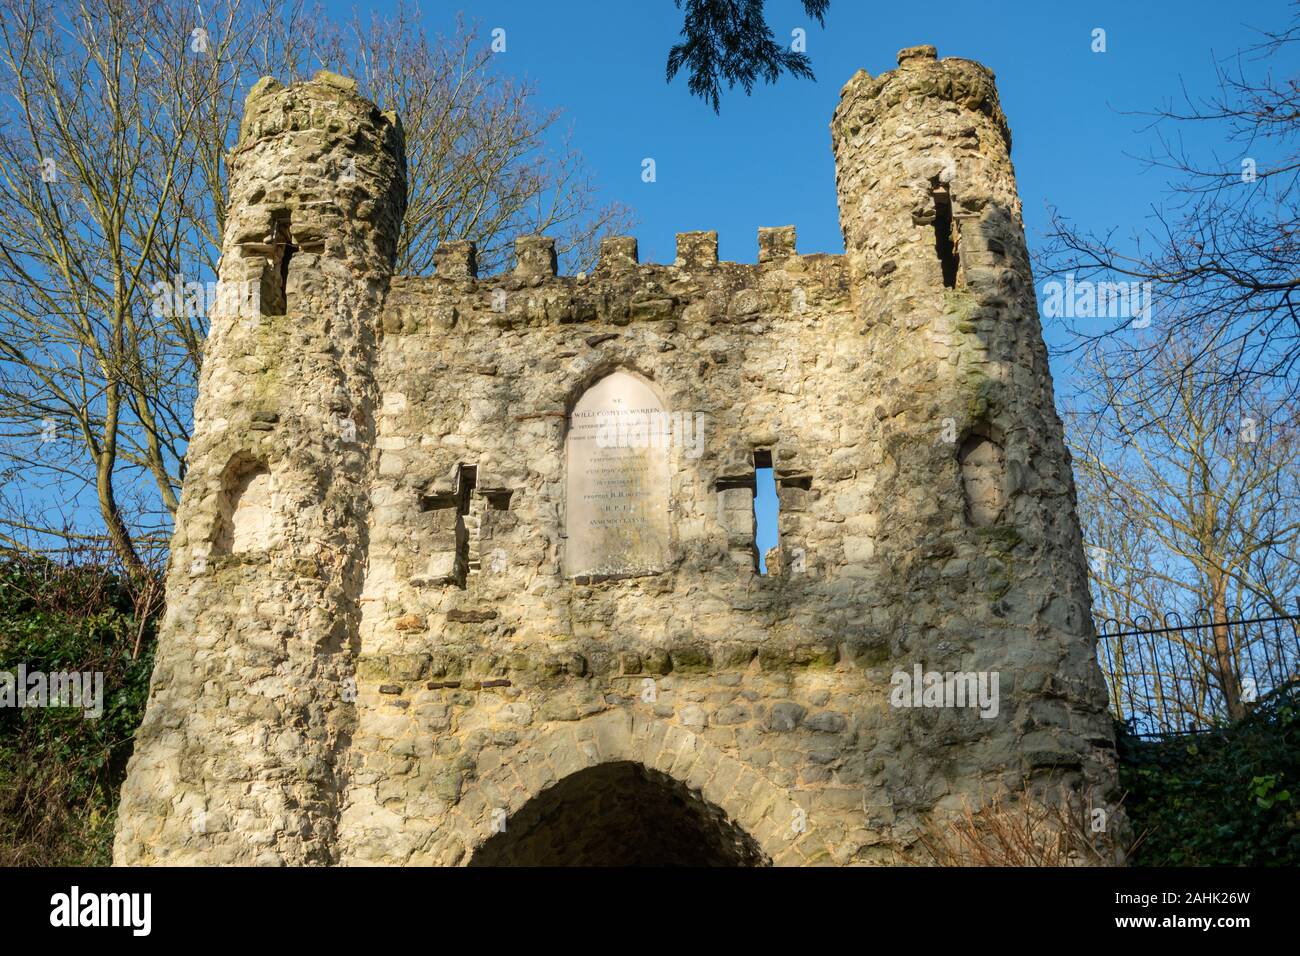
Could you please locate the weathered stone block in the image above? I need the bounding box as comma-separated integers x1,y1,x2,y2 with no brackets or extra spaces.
434,241,477,279
758,225,796,263
674,230,717,269
514,235,557,278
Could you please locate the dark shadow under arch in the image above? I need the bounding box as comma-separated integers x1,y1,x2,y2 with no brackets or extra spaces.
468,761,769,867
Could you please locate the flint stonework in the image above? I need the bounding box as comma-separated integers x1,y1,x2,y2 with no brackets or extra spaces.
113,49,1123,867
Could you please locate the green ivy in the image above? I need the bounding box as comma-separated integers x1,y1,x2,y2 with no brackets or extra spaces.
1117,685,1300,866
0,559,157,865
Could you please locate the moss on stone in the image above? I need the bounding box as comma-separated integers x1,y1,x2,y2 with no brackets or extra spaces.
962,372,1002,424
943,287,980,324
976,524,1022,552
845,639,891,668
669,645,712,674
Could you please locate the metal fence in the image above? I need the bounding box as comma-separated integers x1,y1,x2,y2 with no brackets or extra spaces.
1095,600,1300,737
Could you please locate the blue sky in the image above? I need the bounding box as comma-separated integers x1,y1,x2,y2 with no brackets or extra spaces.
353,0,1295,565
396,0,1294,275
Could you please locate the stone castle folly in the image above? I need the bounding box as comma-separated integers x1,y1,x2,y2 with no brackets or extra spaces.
114,45,1122,866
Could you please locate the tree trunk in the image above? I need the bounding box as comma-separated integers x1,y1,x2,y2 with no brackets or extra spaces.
96,453,143,572
1209,575,1245,720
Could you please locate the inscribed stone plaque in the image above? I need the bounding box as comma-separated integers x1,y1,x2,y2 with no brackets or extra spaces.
565,371,671,577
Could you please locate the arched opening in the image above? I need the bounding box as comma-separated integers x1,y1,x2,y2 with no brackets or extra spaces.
958,432,1005,527
213,457,274,555
468,761,768,867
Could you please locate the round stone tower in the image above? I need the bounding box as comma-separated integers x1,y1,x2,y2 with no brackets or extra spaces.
113,72,406,864
830,46,1120,824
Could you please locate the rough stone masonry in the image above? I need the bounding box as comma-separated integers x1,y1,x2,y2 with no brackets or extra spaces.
113,46,1122,866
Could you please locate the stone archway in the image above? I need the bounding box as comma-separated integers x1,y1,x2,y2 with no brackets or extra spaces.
468,760,768,866
442,711,830,867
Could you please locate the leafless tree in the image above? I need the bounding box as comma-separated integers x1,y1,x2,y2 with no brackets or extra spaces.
1071,327,1300,723
314,8,631,276
1040,3,1300,420
0,0,631,569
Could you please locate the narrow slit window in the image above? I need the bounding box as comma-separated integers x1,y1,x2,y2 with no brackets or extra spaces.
458,466,481,575
273,216,296,292
417,464,477,587
932,184,959,288
456,465,478,515
251,213,297,317
753,450,778,575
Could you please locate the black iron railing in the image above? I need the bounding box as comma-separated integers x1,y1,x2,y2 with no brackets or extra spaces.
1095,600,1300,736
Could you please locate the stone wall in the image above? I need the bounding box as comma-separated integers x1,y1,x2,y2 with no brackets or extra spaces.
114,47,1122,867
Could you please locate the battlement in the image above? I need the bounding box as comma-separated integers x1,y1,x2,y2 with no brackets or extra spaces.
431,226,817,280
384,229,850,335
234,71,404,154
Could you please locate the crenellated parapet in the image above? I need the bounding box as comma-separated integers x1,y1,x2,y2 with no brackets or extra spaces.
384,229,848,335
225,71,407,274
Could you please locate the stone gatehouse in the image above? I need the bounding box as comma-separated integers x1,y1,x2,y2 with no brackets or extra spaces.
113,45,1121,866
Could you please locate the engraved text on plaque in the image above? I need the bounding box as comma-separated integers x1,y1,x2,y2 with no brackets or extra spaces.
565,371,671,577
